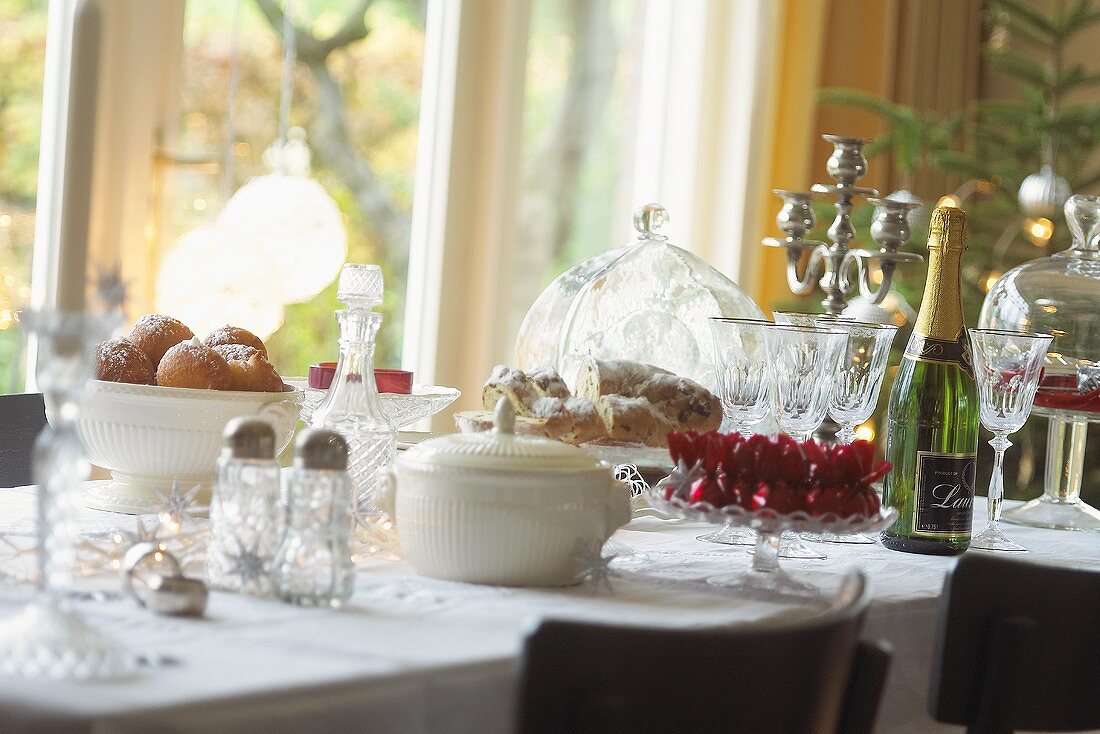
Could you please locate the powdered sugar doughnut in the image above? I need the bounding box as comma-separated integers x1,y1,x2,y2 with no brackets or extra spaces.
156,337,233,391
94,337,155,385
212,344,283,392
128,314,194,367
204,325,268,359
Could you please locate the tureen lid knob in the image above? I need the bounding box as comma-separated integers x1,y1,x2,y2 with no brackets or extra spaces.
633,203,669,239
493,398,515,436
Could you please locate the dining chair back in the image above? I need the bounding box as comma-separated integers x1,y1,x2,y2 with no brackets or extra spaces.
516,571,890,734
929,553,1100,734
0,393,46,488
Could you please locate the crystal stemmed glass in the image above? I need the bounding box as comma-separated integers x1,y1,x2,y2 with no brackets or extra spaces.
763,325,848,443
763,324,847,559
708,318,773,435
824,321,898,443
800,319,896,544
773,311,860,328
0,310,131,679
700,318,774,546
968,328,1053,552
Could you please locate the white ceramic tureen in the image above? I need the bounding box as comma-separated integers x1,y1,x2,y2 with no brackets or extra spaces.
380,399,631,587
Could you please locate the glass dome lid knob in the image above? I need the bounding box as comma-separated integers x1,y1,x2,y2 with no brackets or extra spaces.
634,203,669,239
1064,194,1100,253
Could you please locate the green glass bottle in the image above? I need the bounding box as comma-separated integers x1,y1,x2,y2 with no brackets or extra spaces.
881,206,979,555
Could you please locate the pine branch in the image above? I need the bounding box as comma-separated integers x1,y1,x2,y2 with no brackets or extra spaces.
991,0,1059,38
816,87,913,126
929,150,990,181
1003,20,1052,51
985,48,1052,87
1061,0,1100,33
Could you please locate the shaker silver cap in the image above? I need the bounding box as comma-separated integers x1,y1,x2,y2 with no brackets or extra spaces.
295,428,349,471
222,417,276,460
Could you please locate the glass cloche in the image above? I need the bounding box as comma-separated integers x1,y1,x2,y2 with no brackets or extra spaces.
979,194,1100,531
515,204,765,389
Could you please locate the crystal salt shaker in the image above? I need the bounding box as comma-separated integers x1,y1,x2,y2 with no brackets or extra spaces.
207,417,282,597
309,264,396,513
273,429,355,608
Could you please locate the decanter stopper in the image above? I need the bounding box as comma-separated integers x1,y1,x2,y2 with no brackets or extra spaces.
336,263,384,308
633,203,669,239
1064,194,1100,251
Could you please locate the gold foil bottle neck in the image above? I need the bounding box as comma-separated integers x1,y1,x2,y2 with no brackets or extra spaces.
928,206,968,251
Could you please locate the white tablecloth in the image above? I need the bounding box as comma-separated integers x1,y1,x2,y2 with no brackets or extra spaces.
1,485,1098,734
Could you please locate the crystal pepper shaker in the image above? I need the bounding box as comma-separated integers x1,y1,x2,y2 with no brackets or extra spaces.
206,417,282,597
309,264,396,513
273,429,355,608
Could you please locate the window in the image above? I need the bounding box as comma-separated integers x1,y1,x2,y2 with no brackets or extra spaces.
507,0,648,343
0,0,48,393
160,0,426,377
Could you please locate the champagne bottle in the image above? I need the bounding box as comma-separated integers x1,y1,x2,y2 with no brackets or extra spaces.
881,206,979,555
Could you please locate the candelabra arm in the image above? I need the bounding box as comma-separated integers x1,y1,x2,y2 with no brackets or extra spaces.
783,242,828,296
849,250,922,305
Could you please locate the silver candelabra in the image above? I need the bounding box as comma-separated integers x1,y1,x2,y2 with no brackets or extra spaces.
762,134,923,316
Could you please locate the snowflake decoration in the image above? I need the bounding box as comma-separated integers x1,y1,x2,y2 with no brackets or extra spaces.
225,538,269,592
154,480,202,533
613,464,650,497
574,542,616,595
89,264,129,315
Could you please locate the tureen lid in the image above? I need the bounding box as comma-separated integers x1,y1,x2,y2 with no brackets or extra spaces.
400,399,601,471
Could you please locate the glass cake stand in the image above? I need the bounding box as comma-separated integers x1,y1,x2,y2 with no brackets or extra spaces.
981,195,1100,532
647,483,895,598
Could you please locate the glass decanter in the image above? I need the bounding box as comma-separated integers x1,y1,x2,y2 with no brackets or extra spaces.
0,310,131,679
309,264,396,514
979,194,1100,531
515,204,764,389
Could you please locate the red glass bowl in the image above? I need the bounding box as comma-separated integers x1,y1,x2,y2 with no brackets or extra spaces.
308,363,413,394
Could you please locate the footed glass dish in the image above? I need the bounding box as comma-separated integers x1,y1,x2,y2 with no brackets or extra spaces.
980,194,1100,531
290,380,460,428
515,204,764,389
646,482,895,598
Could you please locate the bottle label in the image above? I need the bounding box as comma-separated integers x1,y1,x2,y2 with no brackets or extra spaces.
914,451,976,535
904,331,975,379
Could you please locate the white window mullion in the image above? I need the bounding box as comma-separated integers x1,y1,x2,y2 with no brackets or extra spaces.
403,0,530,427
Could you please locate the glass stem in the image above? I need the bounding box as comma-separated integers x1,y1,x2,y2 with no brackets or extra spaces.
987,433,1013,530
752,532,780,573
1044,418,1086,504
835,423,856,445
789,431,811,443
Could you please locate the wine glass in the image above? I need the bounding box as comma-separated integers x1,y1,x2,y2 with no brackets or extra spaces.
825,321,898,444
708,318,772,435
702,317,773,546
0,310,131,679
762,324,846,559
968,328,1053,552
773,311,860,327
763,325,848,442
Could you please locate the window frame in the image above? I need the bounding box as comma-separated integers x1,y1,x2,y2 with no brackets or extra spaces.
30,0,783,415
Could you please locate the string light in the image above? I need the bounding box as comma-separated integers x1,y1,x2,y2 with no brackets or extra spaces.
0,214,11,228
855,421,876,442
937,194,961,208
1024,217,1054,245
983,271,1003,292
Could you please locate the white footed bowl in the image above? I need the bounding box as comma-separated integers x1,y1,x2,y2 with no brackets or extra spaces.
73,380,301,514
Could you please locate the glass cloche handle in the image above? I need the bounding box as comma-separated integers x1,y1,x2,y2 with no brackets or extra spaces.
1065,194,1100,254
634,203,669,240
